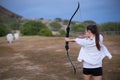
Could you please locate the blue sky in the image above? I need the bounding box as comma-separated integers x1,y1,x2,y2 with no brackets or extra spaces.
0,0,120,23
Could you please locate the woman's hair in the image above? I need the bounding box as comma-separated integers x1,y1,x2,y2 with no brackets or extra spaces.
87,24,101,51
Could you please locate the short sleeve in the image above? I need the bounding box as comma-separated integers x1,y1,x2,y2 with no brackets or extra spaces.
75,38,86,47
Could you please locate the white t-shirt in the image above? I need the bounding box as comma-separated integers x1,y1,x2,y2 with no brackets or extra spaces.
75,34,112,68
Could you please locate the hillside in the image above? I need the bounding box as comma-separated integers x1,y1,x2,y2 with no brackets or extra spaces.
0,6,22,24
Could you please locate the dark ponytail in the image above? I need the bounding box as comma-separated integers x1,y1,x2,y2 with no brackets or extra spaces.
87,25,101,51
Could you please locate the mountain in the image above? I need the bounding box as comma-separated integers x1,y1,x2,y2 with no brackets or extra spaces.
0,5,22,24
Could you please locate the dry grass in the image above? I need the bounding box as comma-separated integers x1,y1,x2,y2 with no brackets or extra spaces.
0,36,120,80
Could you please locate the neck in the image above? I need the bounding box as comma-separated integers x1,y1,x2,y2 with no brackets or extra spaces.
89,34,95,40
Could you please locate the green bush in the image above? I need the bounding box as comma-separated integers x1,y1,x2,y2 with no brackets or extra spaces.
0,23,11,37
100,22,120,31
83,20,96,25
10,22,21,30
71,23,86,33
59,29,65,36
20,20,52,36
49,22,62,31
20,26,37,35
38,29,53,36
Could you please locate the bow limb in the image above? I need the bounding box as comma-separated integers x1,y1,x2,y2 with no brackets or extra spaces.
65,2,80,74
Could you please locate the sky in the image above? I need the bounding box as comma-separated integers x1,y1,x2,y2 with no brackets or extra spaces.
0,0,120,23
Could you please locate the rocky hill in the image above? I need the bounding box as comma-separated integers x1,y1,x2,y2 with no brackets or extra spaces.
0,6,22,24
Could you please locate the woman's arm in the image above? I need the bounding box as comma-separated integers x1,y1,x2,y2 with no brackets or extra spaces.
78,35,88,39
65,38,76,42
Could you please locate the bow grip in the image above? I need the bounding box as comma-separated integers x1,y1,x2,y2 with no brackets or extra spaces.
65,26,70,50
66,27,70,37
65,41,69,50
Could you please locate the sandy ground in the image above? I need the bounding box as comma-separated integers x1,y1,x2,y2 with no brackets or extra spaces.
0,36,120,80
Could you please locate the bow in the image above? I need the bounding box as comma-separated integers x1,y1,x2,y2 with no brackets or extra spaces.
65,2,80,74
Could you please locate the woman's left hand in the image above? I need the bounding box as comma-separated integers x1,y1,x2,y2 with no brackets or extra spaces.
65,38,70,42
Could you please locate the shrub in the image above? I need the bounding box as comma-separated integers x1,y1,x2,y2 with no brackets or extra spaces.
0,23,11,37
49,22,62,31
71,23,86,33
20,20,52,36
10,22,21,30
38,29,53,36
59,29,65,36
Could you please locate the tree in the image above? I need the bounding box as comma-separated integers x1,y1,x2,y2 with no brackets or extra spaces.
55,18,62,22
49,22,62,31
0,23,11,37
39,18,44,20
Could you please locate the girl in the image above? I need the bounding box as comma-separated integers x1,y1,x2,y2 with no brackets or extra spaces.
65,24,112,80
